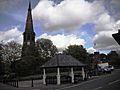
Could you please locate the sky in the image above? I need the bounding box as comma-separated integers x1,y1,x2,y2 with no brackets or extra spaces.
0,0,120,54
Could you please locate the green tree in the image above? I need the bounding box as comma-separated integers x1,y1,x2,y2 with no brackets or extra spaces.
100,53,107,63
63,45,88,63
16,56,43,76
107,51,120,66
1,41,22,73
36,38,58,60
16,38,58,76
0,43,5,75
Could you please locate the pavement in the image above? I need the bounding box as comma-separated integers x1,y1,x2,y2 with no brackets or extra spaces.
0,83,22,90
0,81,72,90
0,69,120,90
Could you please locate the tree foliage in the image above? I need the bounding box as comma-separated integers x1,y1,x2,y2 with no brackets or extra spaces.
36,38,58,60
0,44,5,75
16,56,43,76
107,51,120,66
3,41,22,62
16,39,58,76
63,45,88,63
1,41,22,73
100,53,107,63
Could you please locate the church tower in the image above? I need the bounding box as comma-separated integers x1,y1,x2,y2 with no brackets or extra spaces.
21,2,36,58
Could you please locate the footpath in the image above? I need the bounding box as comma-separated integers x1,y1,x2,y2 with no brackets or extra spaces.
0,83,21,90
0,82,71,90
0,76,98,90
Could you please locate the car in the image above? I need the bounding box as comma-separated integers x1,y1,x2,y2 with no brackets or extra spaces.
108,65,114,71
102,65,114,73
103,66,111,73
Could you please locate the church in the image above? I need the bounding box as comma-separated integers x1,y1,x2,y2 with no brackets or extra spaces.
21,2,37,59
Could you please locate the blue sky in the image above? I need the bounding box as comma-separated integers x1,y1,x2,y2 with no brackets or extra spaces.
0,0,120,54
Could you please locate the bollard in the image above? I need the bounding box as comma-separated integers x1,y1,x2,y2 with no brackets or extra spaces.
15,79,17,87
10,79,11,86
31,79,33,87
16,80,19,88
14,79,16,87
12,79,14,86
13,80,15,87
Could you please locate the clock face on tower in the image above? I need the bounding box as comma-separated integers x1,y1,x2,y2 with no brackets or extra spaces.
27,41,30,45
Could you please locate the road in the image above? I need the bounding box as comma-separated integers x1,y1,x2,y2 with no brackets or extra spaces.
57,69,120,90
0,69,120,90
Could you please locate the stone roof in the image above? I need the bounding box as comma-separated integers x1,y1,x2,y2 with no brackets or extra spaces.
41,54,86,68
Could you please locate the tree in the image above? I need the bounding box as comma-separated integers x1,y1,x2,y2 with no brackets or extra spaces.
100,53,107,63
15,38,58,76
15,56,43,76
1,41,22,73
63,45,88,63
0,43,5,75
36,38,58,60
107,51,120,66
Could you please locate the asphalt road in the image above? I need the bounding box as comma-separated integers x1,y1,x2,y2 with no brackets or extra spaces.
57,69,120,90
0,69,120,90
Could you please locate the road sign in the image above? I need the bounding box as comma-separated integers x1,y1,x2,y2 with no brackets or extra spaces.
112,30,120,45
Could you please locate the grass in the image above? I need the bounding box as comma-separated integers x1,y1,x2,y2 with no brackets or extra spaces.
19,74,42,81
19,71,82,81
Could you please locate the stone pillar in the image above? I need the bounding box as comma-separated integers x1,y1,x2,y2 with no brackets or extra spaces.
71,67,74,83
82,67,85,80
43,68,46,84
57,67,60,85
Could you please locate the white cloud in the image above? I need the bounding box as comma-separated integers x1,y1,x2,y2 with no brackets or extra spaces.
93,31,120,50
114,20,120,30
33,0,120,51
32,0,104,32
0,27,23,44
111,0,120,4
0,27,85,51
1,0,119,52
94,13,115,33
37,33,85,51
87,47,96,54
93,12,120,50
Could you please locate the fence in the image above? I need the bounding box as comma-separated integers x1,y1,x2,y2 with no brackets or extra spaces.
2,79,19,88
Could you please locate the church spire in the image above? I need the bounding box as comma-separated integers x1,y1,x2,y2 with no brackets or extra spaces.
28,1,31,11
22,2,36,58
25,1,34,33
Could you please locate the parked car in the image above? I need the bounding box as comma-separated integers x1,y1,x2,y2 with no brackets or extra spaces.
98,63,114,74
103,66,111,73
108,65,114,71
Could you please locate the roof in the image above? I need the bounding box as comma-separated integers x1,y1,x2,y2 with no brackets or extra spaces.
41,54,86,68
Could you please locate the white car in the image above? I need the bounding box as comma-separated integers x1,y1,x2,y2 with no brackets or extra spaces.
104,66,111,72
108,65,114,71
103,65,114,73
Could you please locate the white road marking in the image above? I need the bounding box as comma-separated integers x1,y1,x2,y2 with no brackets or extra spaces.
93,87,102,90
108,79,120,85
